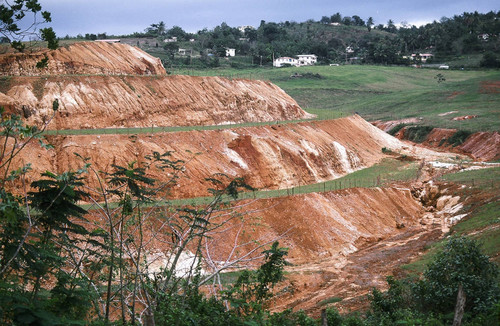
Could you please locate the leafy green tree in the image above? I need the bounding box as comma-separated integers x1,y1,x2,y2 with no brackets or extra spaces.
416,236,499,316
330,12,342,23
367,17,374,32
367,236,499,325
386,19,397,33
1,100,107,325
320,16,331,24
352,15,365,26
223,242,289,320
167,25,187,41
0,0,57,51
146,21,167,37
480,51,500,68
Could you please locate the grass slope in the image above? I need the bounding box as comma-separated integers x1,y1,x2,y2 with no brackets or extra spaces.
172,65,500,133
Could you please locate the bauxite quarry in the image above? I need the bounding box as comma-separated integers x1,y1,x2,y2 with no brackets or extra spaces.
1,40,499,323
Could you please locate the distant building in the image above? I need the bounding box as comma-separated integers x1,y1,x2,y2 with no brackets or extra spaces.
274,57,299,67
178,48,190,55
478,33,489,41
411,53,433,62
274,54,317,67
225,48,236,57
164,37,178,43
238,25,254,33
297,54,317,66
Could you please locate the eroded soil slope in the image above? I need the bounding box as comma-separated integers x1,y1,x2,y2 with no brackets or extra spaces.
0,42,165,76
221,187,425,264
7,115,452,199
0,75,311,129
372,121,500,161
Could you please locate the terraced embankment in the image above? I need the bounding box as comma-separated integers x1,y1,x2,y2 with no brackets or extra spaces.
8,115,452,199
0,75,311,129
0,41,166,76
0,42,311,129
214,187,425,264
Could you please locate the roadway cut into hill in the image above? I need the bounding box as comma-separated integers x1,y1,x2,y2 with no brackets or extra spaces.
7,115,453,199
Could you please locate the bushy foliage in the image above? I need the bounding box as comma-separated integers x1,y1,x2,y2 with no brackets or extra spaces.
403,125,434,143
480,52,500,68
447,130,472,147
366,236,500,325
387,123,408,136
416,236,499,316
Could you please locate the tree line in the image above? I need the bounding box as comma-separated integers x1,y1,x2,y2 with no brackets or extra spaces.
102,10,500,67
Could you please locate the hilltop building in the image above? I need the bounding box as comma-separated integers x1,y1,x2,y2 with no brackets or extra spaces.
273,54,317,67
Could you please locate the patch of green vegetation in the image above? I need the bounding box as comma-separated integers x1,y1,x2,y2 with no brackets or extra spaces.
146,83,157,94
218,270,246,285
0,76,12,93
31,78,46,101
318,297,343,306
403,125,434,143
83,158,418,210
42,118,314,136
439,166,500,191
452,201,500,235
470,226,500,265
120,76,136,92
401,241,447,275
387,123,409,136
447,129,472,147
404,167,500,273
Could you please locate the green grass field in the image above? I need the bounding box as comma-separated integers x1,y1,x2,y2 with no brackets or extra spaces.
171,65,500,133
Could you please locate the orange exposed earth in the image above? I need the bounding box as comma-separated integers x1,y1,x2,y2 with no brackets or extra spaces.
0,42,490,316
372,120,500,162
7,115,453,199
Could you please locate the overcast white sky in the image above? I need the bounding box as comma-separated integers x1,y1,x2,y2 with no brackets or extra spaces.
40,0,499,37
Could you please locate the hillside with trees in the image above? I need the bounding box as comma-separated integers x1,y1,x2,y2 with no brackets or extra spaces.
92,10,500,68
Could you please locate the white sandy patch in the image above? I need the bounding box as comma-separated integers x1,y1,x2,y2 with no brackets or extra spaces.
332,141,354,173
299,139,320,156
223,148,249,170
438,111,458,116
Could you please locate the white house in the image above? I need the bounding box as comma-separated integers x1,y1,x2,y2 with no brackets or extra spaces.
273,57,299,67
411,53,433,62
297,54,317,66
238,25,254,33
164,37,178,43
274,54,317,67
225,48,236,57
